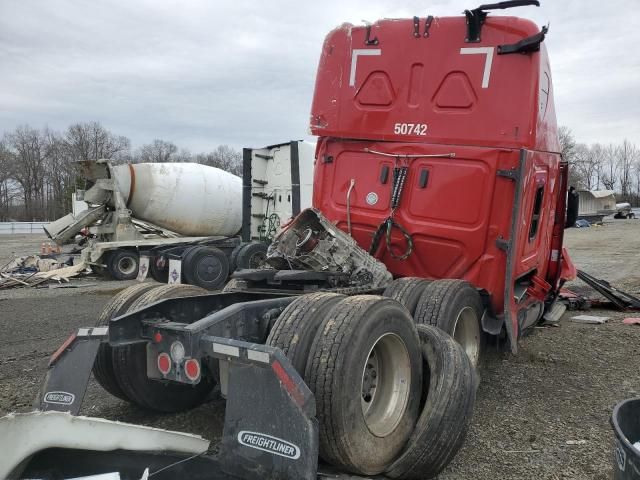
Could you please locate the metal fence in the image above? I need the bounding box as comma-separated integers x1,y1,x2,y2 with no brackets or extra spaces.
0,222,47,234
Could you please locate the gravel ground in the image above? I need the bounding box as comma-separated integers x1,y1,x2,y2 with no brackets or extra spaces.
1,220,639,479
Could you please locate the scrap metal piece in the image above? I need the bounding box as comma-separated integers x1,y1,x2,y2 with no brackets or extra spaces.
266,209,392,289
577,270,640,310
570,315,609,324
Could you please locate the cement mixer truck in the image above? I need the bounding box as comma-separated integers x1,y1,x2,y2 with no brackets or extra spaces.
45,140,315,288
45,160,249,289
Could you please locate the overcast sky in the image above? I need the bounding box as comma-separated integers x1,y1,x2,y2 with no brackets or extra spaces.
1,0,638,152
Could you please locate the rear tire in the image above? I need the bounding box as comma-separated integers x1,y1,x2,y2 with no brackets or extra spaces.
107,249,139,281
383,277,432,316
182,246,229,290
305,296,423,475
414,280,484,368
267,292,344,375
111,284,215,412
222,278,248,292
235,242,268,270
385,324,477,479
93,283,161,400
229,242,248,272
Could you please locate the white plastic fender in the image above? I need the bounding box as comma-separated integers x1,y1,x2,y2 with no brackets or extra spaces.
0,411,210,479
112,163,242,237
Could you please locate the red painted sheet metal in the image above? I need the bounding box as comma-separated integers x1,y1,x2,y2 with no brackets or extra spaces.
310,16,559,153
314,140,525,314
310,13,566,328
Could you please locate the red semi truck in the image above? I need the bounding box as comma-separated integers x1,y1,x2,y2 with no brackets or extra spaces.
310,6,574,354
2,3,578,480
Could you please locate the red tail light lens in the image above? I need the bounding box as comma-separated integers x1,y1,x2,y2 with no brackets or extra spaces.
157,353,171,375
184,359,200,381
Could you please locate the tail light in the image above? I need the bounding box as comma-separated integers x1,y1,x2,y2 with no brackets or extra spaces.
157,353,171,375
184,359,200,381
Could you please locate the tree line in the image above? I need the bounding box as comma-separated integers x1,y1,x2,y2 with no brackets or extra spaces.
559,126,640,205
1,122,638,222
0,122,242,221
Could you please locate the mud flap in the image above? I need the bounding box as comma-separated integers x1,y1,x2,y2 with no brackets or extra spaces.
137,255,150,281
209,338,319,480
36,327,106,415
168,258,182,284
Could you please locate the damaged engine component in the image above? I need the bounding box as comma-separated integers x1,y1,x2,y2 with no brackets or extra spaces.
266,208,392,289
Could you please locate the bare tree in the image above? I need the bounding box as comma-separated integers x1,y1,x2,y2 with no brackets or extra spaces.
0,139,16,221
558,126,576,161
601,144,619,191
174,148,193,163
5,126,49,220
43,129,77,219
137,139,178,163
65,122,130,162
617,139,638,199
195,145,242,176
558,126,582,187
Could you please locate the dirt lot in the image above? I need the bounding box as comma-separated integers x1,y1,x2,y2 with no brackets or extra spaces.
1,221,639,479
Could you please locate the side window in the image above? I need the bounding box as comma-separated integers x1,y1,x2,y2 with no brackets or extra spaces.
529,186,544,241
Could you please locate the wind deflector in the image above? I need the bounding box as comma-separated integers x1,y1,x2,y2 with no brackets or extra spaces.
498,25,549,54
465,0,541,42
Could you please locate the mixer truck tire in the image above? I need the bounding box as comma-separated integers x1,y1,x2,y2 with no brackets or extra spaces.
383,277,432,316
385,324,477,480
182,246,229,290
229,242,247,272
267,292,344,375
107,249,140,281
235,242,268,270
305,296,423,475
93,283,161,401
414,280,484,368
222,278,248,292
112,284,214,412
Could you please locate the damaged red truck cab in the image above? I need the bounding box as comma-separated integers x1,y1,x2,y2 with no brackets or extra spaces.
310,13,574,351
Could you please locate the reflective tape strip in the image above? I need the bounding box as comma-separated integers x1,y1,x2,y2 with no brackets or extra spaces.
77,328,91,337
91,327,108,336
213,343,240,357
247,350,270,364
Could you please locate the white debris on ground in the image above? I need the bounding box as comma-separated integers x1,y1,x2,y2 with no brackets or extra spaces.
0,255,89,289
570,314,610,324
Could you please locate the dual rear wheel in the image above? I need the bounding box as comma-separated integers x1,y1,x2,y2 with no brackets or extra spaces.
93,283,214,412
384,277,484,368
268,289,478,477
92,277,482,476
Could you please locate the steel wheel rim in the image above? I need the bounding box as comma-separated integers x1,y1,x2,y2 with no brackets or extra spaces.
196,256,224,283
452,306,480,367
117,256,137,275
360,333,411,437
248,252,266,269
